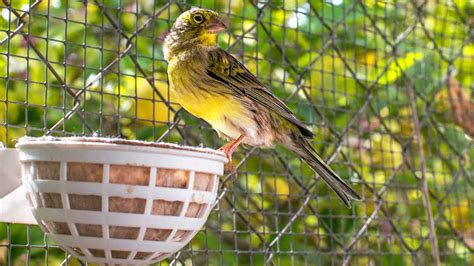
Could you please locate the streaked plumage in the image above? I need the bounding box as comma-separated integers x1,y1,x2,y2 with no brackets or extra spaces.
164,8,361,207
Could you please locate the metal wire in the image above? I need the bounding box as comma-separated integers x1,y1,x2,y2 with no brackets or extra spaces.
1,0,472,265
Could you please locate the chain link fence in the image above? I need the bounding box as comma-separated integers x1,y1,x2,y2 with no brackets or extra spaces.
0,0,473,265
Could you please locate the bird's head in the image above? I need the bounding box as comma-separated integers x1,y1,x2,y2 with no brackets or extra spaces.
165,8,227,52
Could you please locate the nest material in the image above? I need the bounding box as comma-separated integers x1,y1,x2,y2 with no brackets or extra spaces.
18,136,225,156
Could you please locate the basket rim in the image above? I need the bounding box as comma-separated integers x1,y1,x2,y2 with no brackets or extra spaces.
16,137,227,162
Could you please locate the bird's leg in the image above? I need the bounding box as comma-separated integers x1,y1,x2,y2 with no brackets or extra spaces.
218,134,245,176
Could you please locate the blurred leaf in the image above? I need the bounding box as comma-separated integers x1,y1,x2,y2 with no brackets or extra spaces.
365,52,423,85
369,134,403,172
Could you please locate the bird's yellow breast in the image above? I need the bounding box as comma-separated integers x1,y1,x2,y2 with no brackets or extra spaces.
178,91,254,140
168,60,256,140
179,90,243,126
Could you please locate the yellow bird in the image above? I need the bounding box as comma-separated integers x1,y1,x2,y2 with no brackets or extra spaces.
163,8,361,207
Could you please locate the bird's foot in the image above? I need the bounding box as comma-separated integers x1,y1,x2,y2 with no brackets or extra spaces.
219,145,238,177
218,135,245,177
224,159,238,177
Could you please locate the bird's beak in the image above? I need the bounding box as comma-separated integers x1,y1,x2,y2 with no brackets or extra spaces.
206,17,227,33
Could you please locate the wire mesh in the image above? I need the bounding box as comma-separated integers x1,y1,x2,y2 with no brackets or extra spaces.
0,0,473,265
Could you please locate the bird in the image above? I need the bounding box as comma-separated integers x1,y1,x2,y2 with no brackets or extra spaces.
163,8,362,207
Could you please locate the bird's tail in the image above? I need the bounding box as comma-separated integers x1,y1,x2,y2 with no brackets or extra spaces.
287,134,362,208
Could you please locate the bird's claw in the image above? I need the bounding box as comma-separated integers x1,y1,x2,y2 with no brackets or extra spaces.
218,135,245,178
224,161,238,177
219,147,238,177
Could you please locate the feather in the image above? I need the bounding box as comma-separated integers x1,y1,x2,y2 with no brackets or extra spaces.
205,48,314,138
288,133,362,208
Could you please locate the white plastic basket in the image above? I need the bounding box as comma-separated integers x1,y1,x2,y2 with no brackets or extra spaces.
16,137,227,264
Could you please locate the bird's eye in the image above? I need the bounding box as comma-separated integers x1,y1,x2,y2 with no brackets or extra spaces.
193,14,204,23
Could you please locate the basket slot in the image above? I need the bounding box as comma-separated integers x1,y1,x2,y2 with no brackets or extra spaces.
76,224,103,237
171,230,193,242
49,234,186,253
34,208,207,230
34,162,60,180
193,172,214,191
185,202,207,218
111,250,130,259
108,197,146,214
143,228,172,241
109,226,140,239
88,249,105,258
109,165,150,185
26,180,216,204
67,162,103,183
155,168,189,188
133,251,154,260
69,195,102,211
41,221,71,235
37,192,62,208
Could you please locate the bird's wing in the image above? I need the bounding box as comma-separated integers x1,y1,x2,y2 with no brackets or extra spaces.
206,48,313,138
